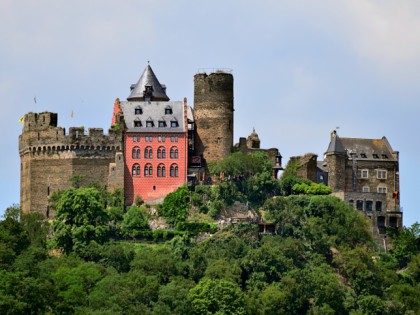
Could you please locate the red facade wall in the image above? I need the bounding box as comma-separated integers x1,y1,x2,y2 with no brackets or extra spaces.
124,132,188,204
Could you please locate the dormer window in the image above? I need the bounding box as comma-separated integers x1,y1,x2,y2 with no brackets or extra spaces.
134,119,142,127
170,118,179,127
135,107,143,115
382,154,388,159
158,120,167,127
360,153,367,158
165,106,173,115
373,154,379,159
146,117,154,128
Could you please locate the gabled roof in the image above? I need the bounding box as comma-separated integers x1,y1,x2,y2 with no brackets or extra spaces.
127,65,170,102
325,130,346,154
340,137,397,161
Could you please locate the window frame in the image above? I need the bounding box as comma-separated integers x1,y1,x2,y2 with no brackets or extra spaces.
361,169,369,179
377,169,387,180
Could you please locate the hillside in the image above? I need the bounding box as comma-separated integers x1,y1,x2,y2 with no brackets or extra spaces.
1,152,419,314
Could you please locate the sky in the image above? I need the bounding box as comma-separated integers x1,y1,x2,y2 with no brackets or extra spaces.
1,0,419,226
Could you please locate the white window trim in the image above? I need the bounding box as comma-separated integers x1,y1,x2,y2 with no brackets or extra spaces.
377,169,387,180
361,169,369,179
362,186,370,193
377,185,387,194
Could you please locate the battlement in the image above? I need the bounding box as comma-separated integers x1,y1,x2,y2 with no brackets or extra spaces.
19,112,123,156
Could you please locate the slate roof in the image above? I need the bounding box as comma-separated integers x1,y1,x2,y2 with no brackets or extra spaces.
339,137,397,161
325,131,346,154
325,130,397,161
127,65,170,102
121,101,185,133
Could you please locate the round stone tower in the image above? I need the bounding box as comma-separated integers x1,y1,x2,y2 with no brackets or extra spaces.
193,71,234,162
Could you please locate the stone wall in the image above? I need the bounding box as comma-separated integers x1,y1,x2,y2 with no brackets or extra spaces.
19,112,123,217
194,72,234,162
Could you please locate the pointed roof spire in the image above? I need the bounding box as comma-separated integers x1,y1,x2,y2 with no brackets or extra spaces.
326,130,346,154
127,64,170,102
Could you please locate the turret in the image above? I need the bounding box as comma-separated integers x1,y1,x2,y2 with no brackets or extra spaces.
325,130,346,191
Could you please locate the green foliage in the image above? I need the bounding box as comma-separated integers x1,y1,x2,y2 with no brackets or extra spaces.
52,187,111,254
389,222,420,268
187,278,245,315
3,203,20,221
121,205,150,237
158,185,190,226
292,182,332,195
176,222,217,235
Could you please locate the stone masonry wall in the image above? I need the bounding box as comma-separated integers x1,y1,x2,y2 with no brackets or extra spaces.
19,112,123,217
194,72,234,162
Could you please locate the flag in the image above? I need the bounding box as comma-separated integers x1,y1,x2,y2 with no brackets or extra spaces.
34,96,37,104
18,116,25,123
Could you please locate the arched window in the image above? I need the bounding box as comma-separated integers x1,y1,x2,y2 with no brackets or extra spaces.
157,164,166,177
144,147,153,159
132,164,140,176
157,147,166,159
132,147,140,159
144,164,153,176
170,147,178,159
170,164,179,177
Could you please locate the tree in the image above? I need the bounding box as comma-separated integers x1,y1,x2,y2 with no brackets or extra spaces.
158,185,190,226
52,187,110,254
187,278,245,315
121,205,150,237
3,204,20,221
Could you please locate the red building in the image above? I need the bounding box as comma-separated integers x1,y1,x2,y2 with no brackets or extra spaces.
114,65,189,204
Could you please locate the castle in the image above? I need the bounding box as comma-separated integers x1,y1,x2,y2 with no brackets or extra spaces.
19,64,401,241
19,65,281,216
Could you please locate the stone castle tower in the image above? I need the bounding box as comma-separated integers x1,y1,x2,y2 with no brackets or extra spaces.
19,112,124,217
324,130,346,191
193,71,234,162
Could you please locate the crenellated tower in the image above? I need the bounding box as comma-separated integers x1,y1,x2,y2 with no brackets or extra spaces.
19,112,124,218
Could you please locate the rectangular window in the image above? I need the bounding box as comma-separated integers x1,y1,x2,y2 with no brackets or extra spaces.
158,121,166,127
356,200,363,211
134,121,142,127
171,121,179,127
366,200,373,211
146,121,154,127
375,201,382,211
377,170,387,179
361,169,369,179
362,186,370,193
377,186,387,194
158,136,162,142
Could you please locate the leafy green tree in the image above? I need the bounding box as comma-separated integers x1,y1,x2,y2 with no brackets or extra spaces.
389,222,420,267
52,187,110,254
187,278,245,315
3,204,20,221
121,205,150,237
52,261,107,313
153,277,195,315
0,217,30,269
158,185,190,226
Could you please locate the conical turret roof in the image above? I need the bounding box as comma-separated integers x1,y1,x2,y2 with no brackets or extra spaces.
127,65,170,102
325,130,346,154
